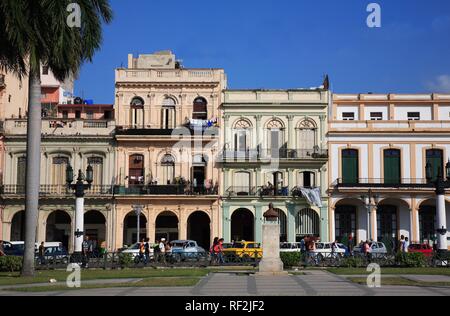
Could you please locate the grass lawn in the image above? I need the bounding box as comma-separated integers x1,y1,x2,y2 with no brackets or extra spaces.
4,277,201,293
0,268,209,286
327,267,450,276
348,277,450,287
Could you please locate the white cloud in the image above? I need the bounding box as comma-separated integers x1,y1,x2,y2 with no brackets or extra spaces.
426,75,450,93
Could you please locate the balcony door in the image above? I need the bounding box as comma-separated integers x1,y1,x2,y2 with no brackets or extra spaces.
342,149,359,184
16,156,26,193
52,157,69,186
129,154,144,187
426,149,444,181
384,149,401,184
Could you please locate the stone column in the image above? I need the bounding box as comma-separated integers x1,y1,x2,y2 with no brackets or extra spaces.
372,206,378,242
319,115,326,149
222,205,231,242
330,206,336,242
255,115,262,150
255,205,263,243
287,203,296,243
287,115,294,149
320,205,329,242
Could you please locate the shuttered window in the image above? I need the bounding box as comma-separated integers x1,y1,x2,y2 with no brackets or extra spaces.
296,208,320,236
342,149,359,184
384,149,401,184
426,149,443,181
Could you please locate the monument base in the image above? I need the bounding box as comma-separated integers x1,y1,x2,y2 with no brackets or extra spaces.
257,222,287,276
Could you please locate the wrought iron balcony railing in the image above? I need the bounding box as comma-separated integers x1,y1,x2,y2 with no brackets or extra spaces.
113,184,218,196
219,148,328,162
332,178,433,188
0,185,114,196
225,186,257,197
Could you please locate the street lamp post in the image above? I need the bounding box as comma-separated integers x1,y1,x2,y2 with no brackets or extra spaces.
361,190,379,242
133,205,144,243
66,164,93,256
426,162,449,254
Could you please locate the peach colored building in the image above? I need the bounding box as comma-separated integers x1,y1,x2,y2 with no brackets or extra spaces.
113,51,226,250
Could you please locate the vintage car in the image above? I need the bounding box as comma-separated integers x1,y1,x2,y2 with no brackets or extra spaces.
168,240,207,262
222,241,263,259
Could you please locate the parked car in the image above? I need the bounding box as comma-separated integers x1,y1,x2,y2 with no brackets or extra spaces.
36,242,69,264
119,242,154,259
223,241,262,259
353,242,388,258
2,241,25,256
408,243,433,257
280,242,302,253
312,242,347,258
169,240,207,262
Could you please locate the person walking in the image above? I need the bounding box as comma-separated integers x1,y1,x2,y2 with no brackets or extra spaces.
211,237,219,264
215,238,225,265
331,240,338,259
144,238,150,264
404,237,410,253
347,234,354,256
82,236,91,268
38,242,45,265
399,235,405,253
0,241,5,257
159,238,167,263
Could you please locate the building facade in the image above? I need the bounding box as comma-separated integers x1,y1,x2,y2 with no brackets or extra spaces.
0,103,115,252
220,89,330,244
329,93,450,250
112,51,227,250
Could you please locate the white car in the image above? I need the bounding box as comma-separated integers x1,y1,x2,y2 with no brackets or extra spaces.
312,242,347,257
280,242,302,253
120,242,154,259
353,242,388,258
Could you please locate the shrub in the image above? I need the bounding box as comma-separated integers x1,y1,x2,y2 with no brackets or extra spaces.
280,252,302,268
118,253,133,268
0,256,23,272
340,256,365,268
395,252,427,267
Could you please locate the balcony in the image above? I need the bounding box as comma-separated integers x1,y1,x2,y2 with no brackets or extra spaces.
225,186,257,197
115,125,219,137
0,185,114,197
113,184,218,196
3,119,115,136
332,178,433,189
218,148,328,163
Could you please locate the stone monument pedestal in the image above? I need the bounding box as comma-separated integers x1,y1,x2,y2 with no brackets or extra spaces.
256,222,288,276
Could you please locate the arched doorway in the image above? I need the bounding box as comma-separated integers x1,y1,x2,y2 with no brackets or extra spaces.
187,211,211,249
10,211,25,241
231,208,254,242
85,211,106,251
123,212,147,246
155,211,179,242
296,208,320,241
334,205,356,244
46,211,71,250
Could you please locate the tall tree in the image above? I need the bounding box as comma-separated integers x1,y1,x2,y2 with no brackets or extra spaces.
0,0,113,277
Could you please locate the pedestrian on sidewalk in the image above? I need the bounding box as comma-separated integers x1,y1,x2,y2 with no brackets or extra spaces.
214,238,225,265
38,242,46,265
144,238,150,264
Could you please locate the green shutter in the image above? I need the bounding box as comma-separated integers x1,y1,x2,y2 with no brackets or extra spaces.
426,150,443,181
384,150,401,184
342,150,358,184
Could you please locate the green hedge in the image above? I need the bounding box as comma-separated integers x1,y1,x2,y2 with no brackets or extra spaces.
340,256,366,268
118,253,134,268
280,252,303,268
0,256,23,272
395,252,427,267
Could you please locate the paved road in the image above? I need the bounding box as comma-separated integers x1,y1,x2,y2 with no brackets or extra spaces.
1,270,449,296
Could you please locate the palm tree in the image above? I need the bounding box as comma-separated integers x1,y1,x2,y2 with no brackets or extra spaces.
0,0,113,276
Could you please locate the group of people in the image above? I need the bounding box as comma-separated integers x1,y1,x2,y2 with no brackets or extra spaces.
210,237,225,264
137,238,172,264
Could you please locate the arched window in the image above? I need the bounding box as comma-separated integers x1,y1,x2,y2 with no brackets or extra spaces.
161,154,175,185
341,149,359,184
297,119,317,150
296,208,320,237
233,119,252,152
129,154,144,186
266,119,285,157
130,97,145,128
161,97,176,129
192,97,207,120
87,157,104,186
384,149,401,184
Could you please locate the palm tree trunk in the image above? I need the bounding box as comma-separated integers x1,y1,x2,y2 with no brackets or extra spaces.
21,67,42,277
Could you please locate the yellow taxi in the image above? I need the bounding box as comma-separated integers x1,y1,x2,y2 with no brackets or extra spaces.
223,241,263,259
